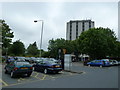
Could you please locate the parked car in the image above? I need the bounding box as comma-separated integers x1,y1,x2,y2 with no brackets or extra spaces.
6,57,15,64
87,59,111,67
30,57,38,63
83,60,91,66
4,61,33,78
49,58,61,64
118,61,120,65
17,58,26,62
32,60,62,74
24,57,31,62
109,60,119,66
33,58,43,63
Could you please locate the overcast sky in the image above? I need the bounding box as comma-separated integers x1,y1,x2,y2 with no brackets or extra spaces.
1,2,118,51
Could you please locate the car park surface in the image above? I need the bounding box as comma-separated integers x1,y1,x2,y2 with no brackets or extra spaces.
1,62,119,88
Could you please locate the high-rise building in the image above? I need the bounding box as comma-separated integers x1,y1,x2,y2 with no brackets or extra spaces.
66,20,95,40
118,1,120,41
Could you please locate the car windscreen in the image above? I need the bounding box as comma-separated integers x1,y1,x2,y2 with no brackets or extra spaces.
45,61,58,65
38,61,58,65
16,62,30,66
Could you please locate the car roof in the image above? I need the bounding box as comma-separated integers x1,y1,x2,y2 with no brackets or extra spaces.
93,60,108,61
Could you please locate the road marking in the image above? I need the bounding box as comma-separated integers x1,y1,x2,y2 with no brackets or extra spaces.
0,79,8,86
2,71,85,87
18,78,26,82
31,72,44,80
34,73,39,78
41,75,47,80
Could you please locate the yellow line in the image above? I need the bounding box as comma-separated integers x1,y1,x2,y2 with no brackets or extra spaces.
20,78,25,80
41,75,47,80
18,78,26,82
34,73,39,77
2,79,41,87
0,79,8,86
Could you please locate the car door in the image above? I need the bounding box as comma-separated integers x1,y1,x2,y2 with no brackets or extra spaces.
95,61,101,66
35,62,45,71
89,60,95,66
39,62,47,72
9,61,15,72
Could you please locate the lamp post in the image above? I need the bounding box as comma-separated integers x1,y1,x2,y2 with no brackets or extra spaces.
34,20,44,58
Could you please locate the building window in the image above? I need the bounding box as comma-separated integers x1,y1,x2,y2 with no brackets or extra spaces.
70,35,72,40
70,22,72,40
89,21,91,29
82,22,84,32
76,22,78,38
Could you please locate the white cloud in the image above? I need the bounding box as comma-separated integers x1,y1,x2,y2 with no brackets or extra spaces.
1,2,118,51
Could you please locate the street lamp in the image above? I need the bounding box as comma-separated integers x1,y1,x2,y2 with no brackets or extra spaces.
34,20,44,58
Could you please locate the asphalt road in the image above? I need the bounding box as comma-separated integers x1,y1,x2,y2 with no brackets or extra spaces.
1,62,119,88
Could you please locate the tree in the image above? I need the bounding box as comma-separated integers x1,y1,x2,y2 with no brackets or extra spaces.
48,38,65,59
9,40,25,56
77,27,117,60
27,42,39,57
114,41,120,58
48,38,78,60
0,20,14,55
42,51,50,58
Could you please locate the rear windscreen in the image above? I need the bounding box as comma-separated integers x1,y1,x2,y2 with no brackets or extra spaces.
16,62,30,66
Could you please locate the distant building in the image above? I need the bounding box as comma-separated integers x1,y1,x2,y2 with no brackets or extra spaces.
118,1,120,41
66,19,95,40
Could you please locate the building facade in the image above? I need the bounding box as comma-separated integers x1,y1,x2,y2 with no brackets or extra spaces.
66,20,95,40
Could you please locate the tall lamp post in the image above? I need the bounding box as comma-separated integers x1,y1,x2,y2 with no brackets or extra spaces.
34,20,44,58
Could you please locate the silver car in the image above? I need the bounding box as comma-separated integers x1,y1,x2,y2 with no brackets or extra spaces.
110,60,119,66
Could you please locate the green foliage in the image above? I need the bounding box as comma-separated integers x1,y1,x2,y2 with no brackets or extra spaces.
114,41,120,58
48,38,78,59
26,42,39,57
77,27,117,60
1,20,14,48
9,40,25,56
42,51,50,58
48,38,65,59
0,20,14,56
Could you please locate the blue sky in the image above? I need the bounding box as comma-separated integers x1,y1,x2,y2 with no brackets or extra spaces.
1,1,118,51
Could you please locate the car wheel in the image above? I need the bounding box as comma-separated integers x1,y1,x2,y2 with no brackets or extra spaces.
88,64,90,67
55,71,59,74
27,73,32,77
100,65,102,67
44,69,48,74
10,71,15,78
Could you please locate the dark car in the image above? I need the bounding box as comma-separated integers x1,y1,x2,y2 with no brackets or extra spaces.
32,60,62,74
87,59,111,67
4,61,33,78
6,57,15,64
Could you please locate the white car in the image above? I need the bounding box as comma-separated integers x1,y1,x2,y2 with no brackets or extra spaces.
110,60,119,66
